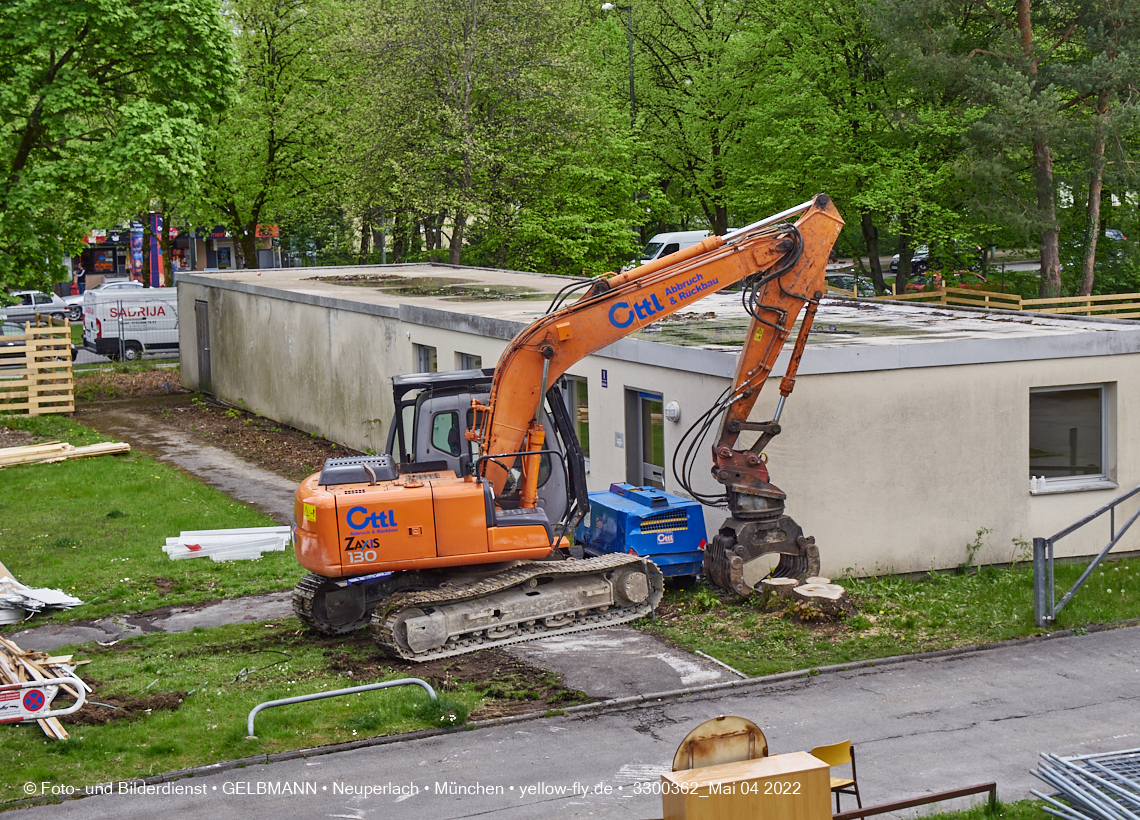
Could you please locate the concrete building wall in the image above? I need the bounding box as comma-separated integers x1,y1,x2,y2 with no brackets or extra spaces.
178,272,1140,576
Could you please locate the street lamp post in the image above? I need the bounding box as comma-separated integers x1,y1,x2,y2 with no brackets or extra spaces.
602,3,635,129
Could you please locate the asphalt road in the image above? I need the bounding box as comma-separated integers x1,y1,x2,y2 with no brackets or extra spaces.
16,624,1140,820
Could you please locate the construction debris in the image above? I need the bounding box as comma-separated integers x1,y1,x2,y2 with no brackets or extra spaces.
163,526,291,562
0,633,90,740
1032,748,1140,820
0,440,130,468
0,559,83,624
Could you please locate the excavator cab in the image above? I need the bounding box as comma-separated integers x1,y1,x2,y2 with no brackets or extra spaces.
384,369,578,530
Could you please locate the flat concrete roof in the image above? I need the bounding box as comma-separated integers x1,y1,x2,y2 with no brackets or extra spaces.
179,262,1140,378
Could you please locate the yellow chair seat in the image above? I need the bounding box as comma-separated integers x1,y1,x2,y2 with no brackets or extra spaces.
831,776,855,789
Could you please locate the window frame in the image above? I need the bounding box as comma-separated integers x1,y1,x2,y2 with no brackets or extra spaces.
563,374,590,471
1029,382,1117,494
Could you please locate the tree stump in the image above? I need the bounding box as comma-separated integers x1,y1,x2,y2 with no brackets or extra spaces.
791,583,851,622
759,577,801,608
805,576,831,585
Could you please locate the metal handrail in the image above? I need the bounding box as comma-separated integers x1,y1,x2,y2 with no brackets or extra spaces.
1034,481,1140,626
246,678,436,737
833,782,997,820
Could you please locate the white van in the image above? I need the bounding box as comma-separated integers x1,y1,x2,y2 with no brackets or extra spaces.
82,287,178,361
640,230,712,264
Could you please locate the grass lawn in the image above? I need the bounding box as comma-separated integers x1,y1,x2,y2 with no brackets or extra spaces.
651,557,1140,678
0,620,483,806
0,414,301,623
926,799,1044,820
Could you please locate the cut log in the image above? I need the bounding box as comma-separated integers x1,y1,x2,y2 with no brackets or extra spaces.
805,576,831,585
760,577,801,608
791,583,851,621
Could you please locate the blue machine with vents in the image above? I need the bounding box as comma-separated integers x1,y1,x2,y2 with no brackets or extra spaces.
574,483,707,578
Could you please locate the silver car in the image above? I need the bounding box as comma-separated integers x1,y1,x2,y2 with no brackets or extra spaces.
62,279,142,321
2,290,69,323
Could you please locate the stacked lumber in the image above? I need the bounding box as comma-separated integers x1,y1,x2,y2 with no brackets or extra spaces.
0,440,130,468
0,559,83,623
163,526,292,561
0,634,90,740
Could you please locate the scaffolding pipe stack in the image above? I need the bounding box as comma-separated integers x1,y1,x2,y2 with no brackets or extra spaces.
1032,748,1140,820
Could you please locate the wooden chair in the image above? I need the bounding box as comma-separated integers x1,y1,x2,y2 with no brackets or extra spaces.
811,739,862,812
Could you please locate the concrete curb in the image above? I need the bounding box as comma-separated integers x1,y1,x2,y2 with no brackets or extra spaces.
6,617,1138,812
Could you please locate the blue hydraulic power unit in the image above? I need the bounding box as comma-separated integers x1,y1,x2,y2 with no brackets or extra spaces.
574,483,707,578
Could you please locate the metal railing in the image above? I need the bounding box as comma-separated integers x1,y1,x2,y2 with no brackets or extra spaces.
834,782,997,820
246,678,437,737
1034,482,1140,627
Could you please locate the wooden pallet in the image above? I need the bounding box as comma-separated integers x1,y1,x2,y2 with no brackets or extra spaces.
0,321,74,416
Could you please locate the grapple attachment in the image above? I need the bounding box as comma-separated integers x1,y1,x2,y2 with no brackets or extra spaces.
702,514,820,597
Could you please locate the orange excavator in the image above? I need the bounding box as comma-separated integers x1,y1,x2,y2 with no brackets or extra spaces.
291,195,844,661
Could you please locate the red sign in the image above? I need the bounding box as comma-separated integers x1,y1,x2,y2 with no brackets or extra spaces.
256,224,279,238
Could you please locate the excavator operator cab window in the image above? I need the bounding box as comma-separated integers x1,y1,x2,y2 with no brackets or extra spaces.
431,411,462,458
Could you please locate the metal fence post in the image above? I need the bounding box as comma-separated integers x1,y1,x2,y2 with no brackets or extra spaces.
1033,537,1049,628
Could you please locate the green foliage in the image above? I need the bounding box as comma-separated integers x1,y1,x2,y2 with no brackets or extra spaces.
0,0,237,289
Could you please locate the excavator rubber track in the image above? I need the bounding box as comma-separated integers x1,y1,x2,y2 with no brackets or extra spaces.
293,571,427,635
371,553,665,662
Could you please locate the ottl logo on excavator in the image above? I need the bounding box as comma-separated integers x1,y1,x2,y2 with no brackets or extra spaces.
608,294,665,328
345,506,397,531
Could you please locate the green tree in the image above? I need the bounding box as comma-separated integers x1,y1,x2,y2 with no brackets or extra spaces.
0,0,236,290
340,0,643,273
627,0,760,236
196,0,339,269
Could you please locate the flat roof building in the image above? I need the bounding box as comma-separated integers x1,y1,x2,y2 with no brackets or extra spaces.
177,263,1140,576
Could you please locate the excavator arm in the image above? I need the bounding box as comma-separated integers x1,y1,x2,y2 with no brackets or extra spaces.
475,194,844,594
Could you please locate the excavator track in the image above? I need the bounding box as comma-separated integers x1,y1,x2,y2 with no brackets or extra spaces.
293,571,428,635
371,553,665,662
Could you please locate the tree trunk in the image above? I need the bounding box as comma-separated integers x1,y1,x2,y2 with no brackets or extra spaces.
760,577,800,608
859,212,887,295
1035,140,1061,297
358,211,372,263
239,228,260,270
449,209,464,265
1080,89,1113,296
791,583,851,621
1017,0,1062,298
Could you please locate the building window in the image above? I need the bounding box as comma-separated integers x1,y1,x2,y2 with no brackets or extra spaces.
1030,385,1107,482
415,343,437,373
457,352,482,370
564,376,590,460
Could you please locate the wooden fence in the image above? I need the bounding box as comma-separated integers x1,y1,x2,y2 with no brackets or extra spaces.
0,319,74,416
859,287,1140,318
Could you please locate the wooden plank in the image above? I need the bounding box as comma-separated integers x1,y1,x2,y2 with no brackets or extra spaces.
1024,291,1140,305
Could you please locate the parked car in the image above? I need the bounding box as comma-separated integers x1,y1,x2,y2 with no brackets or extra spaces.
1106,228,1127,242
83,287,178,361
63,279,142,321
825,273,878,295
904,271,989,292
0,322,77,366
640,230,712,264
1,290,68,323
890,245,930,274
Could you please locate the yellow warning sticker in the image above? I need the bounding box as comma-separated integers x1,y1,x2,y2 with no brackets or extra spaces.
754,328,764,342
303,503,316,522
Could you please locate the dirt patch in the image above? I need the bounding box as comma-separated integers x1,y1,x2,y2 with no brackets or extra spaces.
61,682,186,725
74,367,187,402
153,578,175,594
314,632,590,719
74,375,356,482
0,426,37,448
